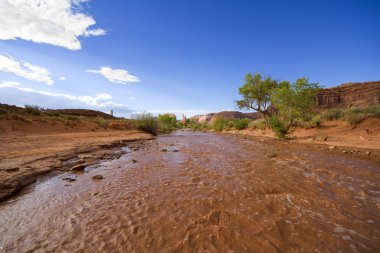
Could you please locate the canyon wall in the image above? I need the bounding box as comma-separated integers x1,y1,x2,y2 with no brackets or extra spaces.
315,81,380,109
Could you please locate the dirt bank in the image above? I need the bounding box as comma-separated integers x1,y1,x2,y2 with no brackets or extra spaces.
0,130,153,201
0,132,379,252
227,118,380,155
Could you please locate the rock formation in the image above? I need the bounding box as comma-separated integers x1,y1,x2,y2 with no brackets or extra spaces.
315,81,380,109
191,111,261,123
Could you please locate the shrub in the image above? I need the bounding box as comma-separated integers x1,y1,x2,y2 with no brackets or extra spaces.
24,105,41,115
269,117,288,138
344,112,365,125
321,108,344,120
158,113,177,133
233,118,250,130
132,112,158,135
365,105,380,117
66,115,79,121
248,119,266,130
212,117,227,132
0,108,7,115
97,118,109,128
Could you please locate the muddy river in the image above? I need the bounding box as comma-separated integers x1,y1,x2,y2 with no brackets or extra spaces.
0,132,379,252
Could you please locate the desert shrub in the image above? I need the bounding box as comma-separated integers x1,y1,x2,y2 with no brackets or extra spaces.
158,113,177,133
311,115,322,127
66,115,79,121
233,118,250,130
132,112,158,135
24,105,41,115
97,118,109,128
295,115,322,129
364,105,380,117
269,117,288,138
0,108,7,115
321,108,344,120
344,112,365,125
212,117,227,132
10,113,31,122
248,119,266,130
199,121,210,131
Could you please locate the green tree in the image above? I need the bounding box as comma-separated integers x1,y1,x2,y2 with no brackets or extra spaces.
236,73,280,124
269,78,320,137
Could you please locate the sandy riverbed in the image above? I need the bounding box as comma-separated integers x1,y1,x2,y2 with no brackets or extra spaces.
0,131,379,252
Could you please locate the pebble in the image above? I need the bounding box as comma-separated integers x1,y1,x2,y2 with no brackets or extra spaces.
365,151,371,156
131,159,138,163
160,148,168,152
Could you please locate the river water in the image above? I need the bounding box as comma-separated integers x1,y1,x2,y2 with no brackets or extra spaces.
0,132,379,252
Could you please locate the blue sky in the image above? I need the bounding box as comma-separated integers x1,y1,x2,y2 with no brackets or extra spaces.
0,0,379,118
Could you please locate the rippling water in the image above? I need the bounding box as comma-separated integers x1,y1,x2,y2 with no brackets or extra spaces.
0,132,379,252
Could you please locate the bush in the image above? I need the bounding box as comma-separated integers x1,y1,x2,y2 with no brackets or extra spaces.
0,108,7,115
132,112,158,135
24,105,41,115
212,117,227,132
158,113,177,133
233,118,250,130
269,117,288,138
97,118,109,128
321,108,344,120
344,112,365,125
365,105,380,117
248,119,266,130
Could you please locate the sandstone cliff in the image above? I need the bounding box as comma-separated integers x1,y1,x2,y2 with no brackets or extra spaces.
315,81,380,109
191,111,261,123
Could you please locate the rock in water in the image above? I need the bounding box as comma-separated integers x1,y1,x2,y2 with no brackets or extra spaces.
70,164,88,171
92,175,103,180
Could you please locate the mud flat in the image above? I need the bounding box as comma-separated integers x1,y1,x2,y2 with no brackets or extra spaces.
0,132,379,252
0,130,154,201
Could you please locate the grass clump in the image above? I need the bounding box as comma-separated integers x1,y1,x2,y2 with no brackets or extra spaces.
132,112,158,135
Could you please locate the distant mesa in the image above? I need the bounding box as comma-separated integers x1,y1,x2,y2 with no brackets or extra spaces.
191,111,261,123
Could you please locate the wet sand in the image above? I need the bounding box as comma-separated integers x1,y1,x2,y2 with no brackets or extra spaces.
0,130,153,201
0,132,379,252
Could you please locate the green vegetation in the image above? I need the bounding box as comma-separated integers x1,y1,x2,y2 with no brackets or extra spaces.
269,78,320,137
237,73,321,138
158,113,177,133
236,73,279,124
132,112,158,135
24,105,42,115
320,105,380,125
97,118,110,128
248,119,266,130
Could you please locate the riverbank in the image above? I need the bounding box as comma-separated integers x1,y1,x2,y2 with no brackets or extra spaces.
224,118,380,159
0,130,154,201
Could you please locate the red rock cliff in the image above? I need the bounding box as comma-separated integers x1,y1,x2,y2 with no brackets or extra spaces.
315,81,380,109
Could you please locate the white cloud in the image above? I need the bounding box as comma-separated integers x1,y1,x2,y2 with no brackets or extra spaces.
0,0,105,50
0,54,54,85
0,81,124,108
59,76,66,81
87,67,140,84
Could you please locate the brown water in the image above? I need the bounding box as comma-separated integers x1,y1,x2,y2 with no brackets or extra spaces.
0,132,379,252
